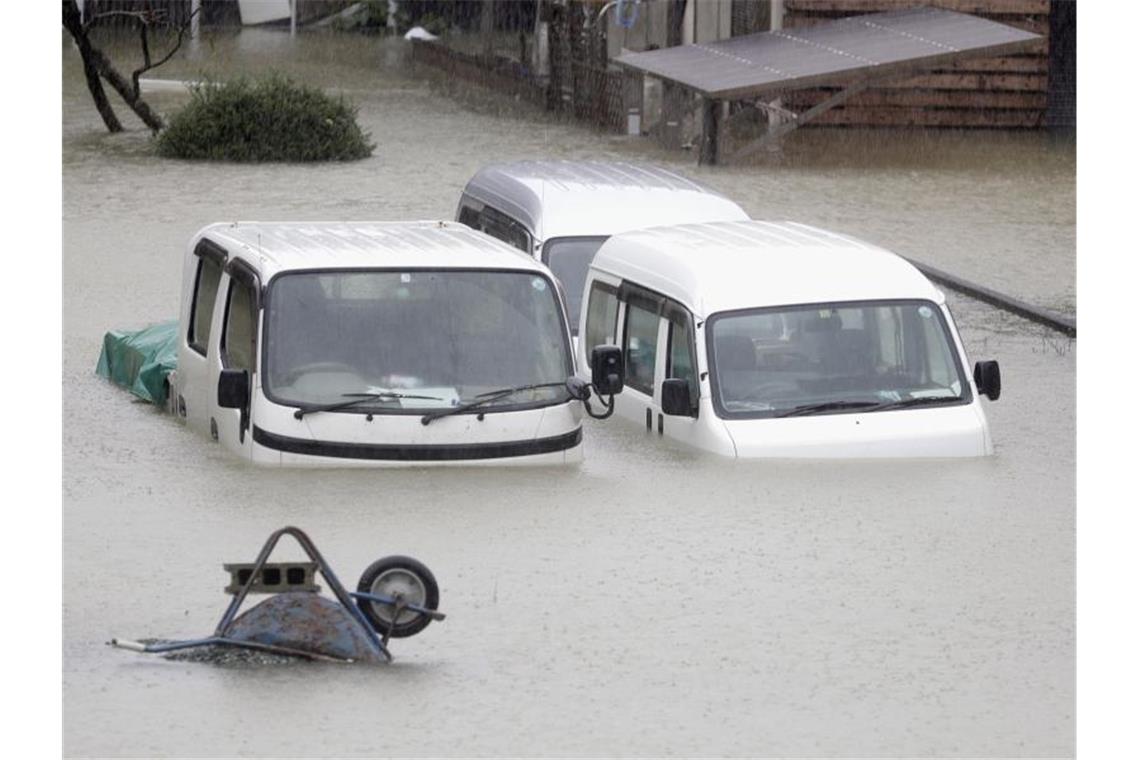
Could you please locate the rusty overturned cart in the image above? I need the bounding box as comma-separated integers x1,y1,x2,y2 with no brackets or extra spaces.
110,526,445,663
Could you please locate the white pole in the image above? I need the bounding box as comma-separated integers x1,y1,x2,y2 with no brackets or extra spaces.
290,0,297,37
534,0,549,77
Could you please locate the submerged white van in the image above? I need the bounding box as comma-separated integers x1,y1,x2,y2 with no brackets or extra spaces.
456,160,749,331
169,221,620,466
576,220,1002,458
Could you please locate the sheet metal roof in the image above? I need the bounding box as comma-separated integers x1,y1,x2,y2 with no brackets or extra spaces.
614,7,1041,100
198,221,541,279
460,160,748,241
591,221,941,316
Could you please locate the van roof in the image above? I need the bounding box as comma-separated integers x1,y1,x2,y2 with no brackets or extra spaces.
460,160,749,242
197,221,545,280
591,220,943,316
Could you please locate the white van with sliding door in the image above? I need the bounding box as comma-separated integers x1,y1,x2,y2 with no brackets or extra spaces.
576,221,1002,458
456,160,749,333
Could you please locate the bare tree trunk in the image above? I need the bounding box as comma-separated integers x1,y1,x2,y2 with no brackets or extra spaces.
86,44,166,133
63,0,123,133
62,0,172,134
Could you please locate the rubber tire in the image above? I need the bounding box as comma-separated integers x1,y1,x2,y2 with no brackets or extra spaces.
356,556,440,639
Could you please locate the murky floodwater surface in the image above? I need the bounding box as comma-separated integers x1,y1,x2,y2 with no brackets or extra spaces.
63,31,1074,757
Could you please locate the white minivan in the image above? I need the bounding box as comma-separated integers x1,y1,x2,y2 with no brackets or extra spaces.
456,160,749,332
576,220,1002,458
169,221,616,466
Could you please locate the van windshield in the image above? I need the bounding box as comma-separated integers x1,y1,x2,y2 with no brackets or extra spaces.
542,237,607,333
707,300,970,419
264,270,572,413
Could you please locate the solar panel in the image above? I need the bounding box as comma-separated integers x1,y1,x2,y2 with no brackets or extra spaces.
614,7,1042,100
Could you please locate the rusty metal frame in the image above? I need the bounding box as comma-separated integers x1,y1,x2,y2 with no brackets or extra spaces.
212,527,378,644
111,526,394,663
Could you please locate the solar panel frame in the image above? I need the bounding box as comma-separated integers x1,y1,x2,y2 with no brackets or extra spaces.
614,7,1043,101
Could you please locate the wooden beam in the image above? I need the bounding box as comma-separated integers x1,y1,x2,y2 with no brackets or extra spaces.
785,0,1050,15
873,72,1048,91
803,106,1047,127
785,88,1048,109
942,54,1049,73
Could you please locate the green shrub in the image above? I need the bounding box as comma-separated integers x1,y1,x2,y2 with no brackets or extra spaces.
156,75,375,162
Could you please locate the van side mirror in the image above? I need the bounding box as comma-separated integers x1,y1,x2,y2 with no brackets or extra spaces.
973,360,1001,401
661,379,692,416
218,369,250,409
591,345,624,396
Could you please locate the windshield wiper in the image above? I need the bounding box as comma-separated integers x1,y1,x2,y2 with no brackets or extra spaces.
420,381,568,426
776,396,963,418
294,391,443,420
776,400,882,417
867,395,962,412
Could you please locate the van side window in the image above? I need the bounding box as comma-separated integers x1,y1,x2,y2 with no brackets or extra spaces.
188,256,223,355
583,282,618,366
666,312,699,413
624,300,660,395
458,205,481,228
222,279,257,373
479,207,531,253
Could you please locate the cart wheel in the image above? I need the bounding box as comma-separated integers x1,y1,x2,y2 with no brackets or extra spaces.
356,556,439,638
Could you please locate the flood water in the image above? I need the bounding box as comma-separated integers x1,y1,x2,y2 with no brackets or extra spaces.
63,30,1075,757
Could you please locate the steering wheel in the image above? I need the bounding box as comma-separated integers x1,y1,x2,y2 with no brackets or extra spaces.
280,362,360,384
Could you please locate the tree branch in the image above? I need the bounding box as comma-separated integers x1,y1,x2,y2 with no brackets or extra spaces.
130,8,199,101
66,4,200,134
83,9,163,33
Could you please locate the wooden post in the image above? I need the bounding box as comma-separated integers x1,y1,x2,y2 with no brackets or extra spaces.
699,97,720,165
481,0,496,58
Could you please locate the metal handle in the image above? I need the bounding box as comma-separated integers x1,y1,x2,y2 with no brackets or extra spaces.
109,638,148,652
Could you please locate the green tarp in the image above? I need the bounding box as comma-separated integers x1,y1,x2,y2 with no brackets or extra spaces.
95,320,179,405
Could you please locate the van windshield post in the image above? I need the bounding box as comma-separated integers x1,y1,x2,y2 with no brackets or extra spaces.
263,269,573,416
706,300,971,419
541,237,608,333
